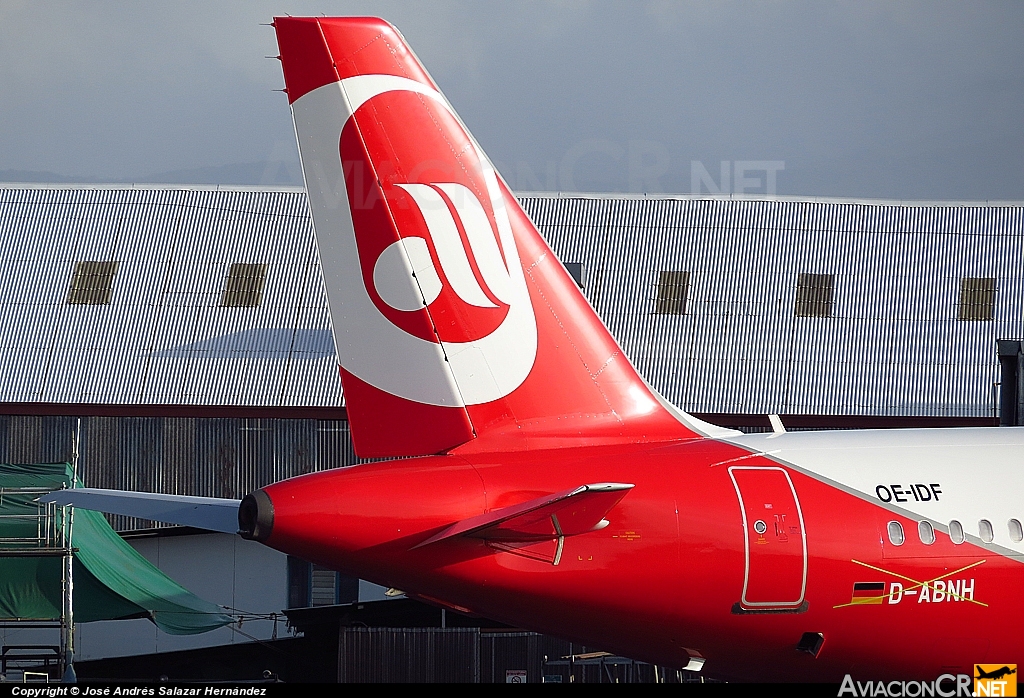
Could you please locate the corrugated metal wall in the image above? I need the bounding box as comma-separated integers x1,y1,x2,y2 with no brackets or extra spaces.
2,185,1021,418
479,631,570,684
336,628,673,683
0,414,358,530
0,185,340,407
522,195,1024,417
338,628,480,683
1,185,1022,524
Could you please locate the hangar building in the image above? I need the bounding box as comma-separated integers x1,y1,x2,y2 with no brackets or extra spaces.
0,183,1022,664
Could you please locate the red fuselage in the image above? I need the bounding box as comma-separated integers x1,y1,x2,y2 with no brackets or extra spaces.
254,438,1017,682
261,16,1022,683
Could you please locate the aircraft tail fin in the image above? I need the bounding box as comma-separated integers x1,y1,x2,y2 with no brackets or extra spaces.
274,17,735,458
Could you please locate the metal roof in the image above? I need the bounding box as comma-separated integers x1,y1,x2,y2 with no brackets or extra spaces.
1,185,1022,418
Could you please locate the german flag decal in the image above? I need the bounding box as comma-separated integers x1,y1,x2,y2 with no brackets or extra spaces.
850,582,886,605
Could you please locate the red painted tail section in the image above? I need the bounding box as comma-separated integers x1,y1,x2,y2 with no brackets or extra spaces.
275,17,727,458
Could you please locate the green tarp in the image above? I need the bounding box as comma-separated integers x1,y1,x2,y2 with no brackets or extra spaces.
0,462,232,635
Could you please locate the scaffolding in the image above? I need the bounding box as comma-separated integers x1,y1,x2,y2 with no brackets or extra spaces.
0,422,79,681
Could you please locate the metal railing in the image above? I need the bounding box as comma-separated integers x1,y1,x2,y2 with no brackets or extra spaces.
0,487,68,553
0,420,80,682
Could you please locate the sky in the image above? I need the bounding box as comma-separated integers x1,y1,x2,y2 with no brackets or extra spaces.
1,1,1022,200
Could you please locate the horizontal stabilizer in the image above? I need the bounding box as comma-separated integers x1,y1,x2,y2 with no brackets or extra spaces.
41,488,241,534
415,483,634,547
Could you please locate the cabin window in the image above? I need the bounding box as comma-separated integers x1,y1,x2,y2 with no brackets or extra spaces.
979,519,994,543
949,520,965,544
917,520,935,545
887,521,904,546
1009,519,1023,543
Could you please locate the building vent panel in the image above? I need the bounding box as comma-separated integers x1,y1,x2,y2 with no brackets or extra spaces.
67,261,119,305
794,273,834,318
220,263,268,307
655,270,690,315
310,566,337,607
958,277,995,321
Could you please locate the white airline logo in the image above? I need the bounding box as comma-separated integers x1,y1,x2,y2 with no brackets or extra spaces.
374,183,513,313
291,74,537,408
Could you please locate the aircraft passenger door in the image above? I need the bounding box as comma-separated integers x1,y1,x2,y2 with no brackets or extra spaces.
729,466,808,612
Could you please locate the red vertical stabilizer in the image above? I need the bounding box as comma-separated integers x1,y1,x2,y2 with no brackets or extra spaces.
275,17,731,457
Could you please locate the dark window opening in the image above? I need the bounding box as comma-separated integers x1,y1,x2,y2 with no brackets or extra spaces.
997,339,1024,426
67,260,119,305
794,273,834,318
287,555,310,609
221,263,268,307
958,277,995,321
654,270,690,315
564,262,584,288
338,575,359,605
